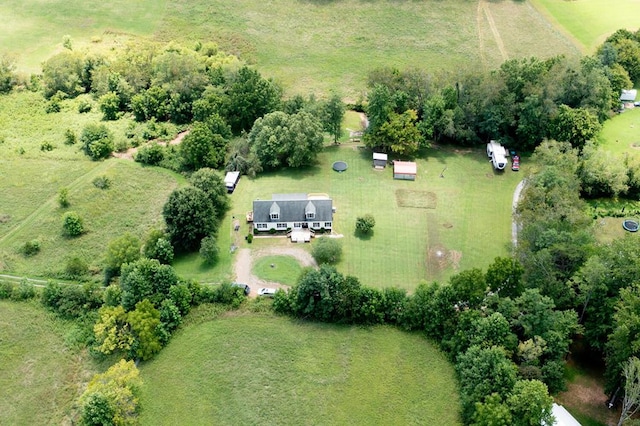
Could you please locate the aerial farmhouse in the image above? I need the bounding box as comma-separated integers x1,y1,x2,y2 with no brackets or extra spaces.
251,193,334,233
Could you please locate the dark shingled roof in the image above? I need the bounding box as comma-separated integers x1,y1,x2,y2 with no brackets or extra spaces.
253,195,333,223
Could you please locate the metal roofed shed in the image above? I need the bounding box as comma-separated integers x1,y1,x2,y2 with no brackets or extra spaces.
393,161,417,180
373,152,388,169
542,404,581,426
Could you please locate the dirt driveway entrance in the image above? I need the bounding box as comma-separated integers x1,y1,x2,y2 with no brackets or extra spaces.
233,246,317,297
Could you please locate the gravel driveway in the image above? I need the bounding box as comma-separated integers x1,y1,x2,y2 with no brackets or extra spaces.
233,246,317,297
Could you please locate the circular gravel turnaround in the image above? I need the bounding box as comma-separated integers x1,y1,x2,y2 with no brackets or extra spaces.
332,161,348,172
623,219,639,232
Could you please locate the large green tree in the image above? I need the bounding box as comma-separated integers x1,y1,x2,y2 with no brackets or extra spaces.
162,186,217,252
180,122,227,170
248,111,324,169
120,258,178,311
227,66,281,133
550,105,601,149
189,168,229,220
322,93,346,143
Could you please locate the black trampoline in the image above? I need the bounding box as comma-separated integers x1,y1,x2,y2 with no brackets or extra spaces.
623,219,639,232
333,161,348,172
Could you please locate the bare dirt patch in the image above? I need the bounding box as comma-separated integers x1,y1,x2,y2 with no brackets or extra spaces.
0,214,11,223
556,376,619,426
396,189,437,209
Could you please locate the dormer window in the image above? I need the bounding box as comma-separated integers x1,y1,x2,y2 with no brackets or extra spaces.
305,201,316,220
269,202,280,221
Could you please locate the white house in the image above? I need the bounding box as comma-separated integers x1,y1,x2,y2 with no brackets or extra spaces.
252,193,333,233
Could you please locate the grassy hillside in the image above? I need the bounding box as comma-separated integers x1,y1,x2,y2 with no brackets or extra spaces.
0,301,99,424
139,312,461,425
5,0,578,96
530,0,640,52
0,92,185,278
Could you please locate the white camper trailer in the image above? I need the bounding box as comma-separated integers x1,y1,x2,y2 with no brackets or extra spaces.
224,171,240,193
486,140,507,171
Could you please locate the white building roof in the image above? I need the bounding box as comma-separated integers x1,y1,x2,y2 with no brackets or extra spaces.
394,161,417,175
544,403,581,426
373,152,388,161
621,89,637,102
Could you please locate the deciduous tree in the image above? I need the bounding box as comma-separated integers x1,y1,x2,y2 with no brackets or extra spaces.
162,186,217,252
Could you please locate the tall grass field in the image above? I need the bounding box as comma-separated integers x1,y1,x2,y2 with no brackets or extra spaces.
5,0,578,96
139,312,461,425
0,301,100,425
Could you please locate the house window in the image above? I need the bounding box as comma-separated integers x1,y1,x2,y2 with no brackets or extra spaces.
313,222,320,228
256,223,267,229
306,212,315,219
270,213,279,220
324,222,332,228
293,222,303,228
277,223,287,229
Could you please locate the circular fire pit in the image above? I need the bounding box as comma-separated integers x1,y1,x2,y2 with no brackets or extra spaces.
332,161,348,172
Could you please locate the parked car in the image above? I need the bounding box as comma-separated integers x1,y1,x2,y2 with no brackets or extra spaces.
258,288,276,297
512,155,520,171
231,282,250,296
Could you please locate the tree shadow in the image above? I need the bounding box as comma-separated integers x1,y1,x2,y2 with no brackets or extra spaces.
354,229,373,240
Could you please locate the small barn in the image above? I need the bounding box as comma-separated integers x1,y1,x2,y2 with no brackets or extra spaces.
393,161,417,180
373,152,388,169
543,404,580,426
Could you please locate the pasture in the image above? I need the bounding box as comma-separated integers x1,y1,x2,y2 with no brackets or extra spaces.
6,0,578,96
209,142,522,290
531,0,640,52
0,301,99,425
139,312,461,425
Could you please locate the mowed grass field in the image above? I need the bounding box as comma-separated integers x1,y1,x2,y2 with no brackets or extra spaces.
531,0,640,52
208,142,522,290
0,301,100,425
5,0,578,96
139,312,461,425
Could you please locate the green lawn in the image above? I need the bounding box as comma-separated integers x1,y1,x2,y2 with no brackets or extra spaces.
253,255,304,286
216,143,522,290
530,0,640,52
139,312,461,425
7,0,578,97
0,300,100,425
597,108,640,158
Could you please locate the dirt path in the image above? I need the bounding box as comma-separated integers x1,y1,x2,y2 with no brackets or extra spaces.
477,0,509,66
512,179,525,247
233,246,317,297
112,130,189,161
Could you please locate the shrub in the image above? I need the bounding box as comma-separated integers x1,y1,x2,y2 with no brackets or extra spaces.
199,236,219,265
0,281,13,299
64,128,77,145
62,211,84,237
65,256,88,278
11,279,36,301
58,187,70,208
21,239,41,257
135,143,165,166
80,123,114,160
77,99,92,113
143,230,174,264
356,214,376,234
40,141,54,151
247,233,253,243
45,99,61,113
311,237,342,265
99,91,120,120
92,175,111,190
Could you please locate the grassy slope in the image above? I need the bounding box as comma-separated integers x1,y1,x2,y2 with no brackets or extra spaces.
5,1,577,96
530,0,640,52
201,143,522,290
0,92,184,277
139,312,461,425
0,0,166,72
0,301,99,425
